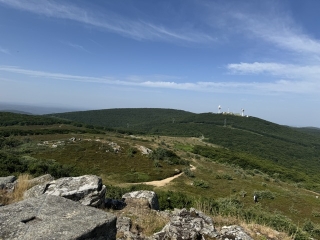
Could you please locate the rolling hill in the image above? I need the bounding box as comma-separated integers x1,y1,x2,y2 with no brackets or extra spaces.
49,108,320,190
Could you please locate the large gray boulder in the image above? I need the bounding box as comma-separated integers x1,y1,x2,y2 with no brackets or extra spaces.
151,208,219,240
0,195,117,240
122,191,159,210
28,174,54,186
24,175,106,208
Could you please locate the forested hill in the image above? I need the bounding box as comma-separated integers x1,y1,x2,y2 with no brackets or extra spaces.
0,111,103,137
294,126,320,137
49,108,320,188
0,111,71,126
48,108,319,144
48,108,195,131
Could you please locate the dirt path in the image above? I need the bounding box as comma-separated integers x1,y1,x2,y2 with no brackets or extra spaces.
139,164,196,187
303,188,320,197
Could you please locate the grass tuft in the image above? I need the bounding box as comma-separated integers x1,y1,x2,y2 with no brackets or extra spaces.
0,174,32,205
12,173,32,203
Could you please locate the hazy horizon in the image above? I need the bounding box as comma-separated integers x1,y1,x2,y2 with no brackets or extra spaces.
1,101,319,128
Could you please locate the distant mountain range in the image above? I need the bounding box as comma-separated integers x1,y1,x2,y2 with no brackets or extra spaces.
0,102,83,115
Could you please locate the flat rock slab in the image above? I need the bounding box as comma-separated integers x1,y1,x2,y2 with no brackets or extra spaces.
24,175,106,208
0,195,117,240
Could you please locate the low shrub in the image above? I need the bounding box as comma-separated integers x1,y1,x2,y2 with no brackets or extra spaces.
149,147,189,165
127,147,138,157
157,190,193,210
193,179,209,189
183,168,195,178
253,190,275,200
216,174,233,180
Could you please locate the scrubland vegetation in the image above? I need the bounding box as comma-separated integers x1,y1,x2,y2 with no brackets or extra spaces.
1,110,320,239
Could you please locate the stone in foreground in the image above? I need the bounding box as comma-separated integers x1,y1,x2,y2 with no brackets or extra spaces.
28,174,54,186
0,175,17,191
0,195,117,240
220,225,253,240
151,208,218,240
24,175,106,208
122,190,159,210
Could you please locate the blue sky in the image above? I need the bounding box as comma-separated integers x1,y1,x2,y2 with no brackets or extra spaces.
1,0,320,127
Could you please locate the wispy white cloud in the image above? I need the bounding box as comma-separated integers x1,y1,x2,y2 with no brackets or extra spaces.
201,1,320,59
227,62,320,81
89,39,103,48
1,65,319,94
0,0,214,44
219,3,320,94
226,62,320,94
125,74,184,83
229,9,320,57
0,46,11,55
0,65,112,83
60,41,90,53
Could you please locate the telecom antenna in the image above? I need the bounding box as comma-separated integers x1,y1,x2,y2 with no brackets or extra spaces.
218,105,221,114
241,109,244,117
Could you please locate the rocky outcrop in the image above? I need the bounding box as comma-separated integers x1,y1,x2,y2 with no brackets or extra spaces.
122,191,159,210
24,175,106,208
0,175,17,191
116,216,138,240
117,216,132,233
0,194,117,240
219,225,253,240
138,145,153,155
27,174,54,186
23,183,48,198
151,208,219,240
115,205,254,240
1,175,256,239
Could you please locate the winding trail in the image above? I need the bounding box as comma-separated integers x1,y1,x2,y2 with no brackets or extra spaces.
139,165,196,187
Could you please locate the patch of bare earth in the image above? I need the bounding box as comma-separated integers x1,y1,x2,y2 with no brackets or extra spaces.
140,164,196,187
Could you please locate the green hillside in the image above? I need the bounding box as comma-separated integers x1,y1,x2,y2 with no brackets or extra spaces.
0,111,71,126
295,127,320,137
2,111,320,239
50,108,320,190
49,108,195,131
